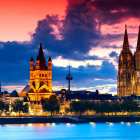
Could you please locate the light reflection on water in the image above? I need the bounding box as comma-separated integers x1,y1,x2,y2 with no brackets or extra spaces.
0,123,140,140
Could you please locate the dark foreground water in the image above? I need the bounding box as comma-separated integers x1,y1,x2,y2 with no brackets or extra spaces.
0,122,140,140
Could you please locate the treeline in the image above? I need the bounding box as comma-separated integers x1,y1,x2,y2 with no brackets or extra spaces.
67,100,139,116
0,96,139,117
0,99,29,116
0,95,60,116
43,95,60,116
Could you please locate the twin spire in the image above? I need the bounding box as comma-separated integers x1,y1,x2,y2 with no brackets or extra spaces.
123,25,129,51
123,25,140,51
137,26,140,51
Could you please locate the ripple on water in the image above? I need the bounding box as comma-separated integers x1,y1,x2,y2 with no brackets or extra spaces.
0,123,140,140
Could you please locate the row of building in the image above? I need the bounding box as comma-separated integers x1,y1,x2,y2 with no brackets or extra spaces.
1,25,140,115
0,42,120,115
0,88,120,115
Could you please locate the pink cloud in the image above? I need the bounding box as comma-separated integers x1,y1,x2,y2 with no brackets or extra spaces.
101,17,140,35
110,10,119,13
110,8,126,13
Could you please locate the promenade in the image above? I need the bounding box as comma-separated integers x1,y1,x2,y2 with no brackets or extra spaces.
1,116,140,124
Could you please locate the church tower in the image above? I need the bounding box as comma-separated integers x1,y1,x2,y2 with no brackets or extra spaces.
28,42,55,106
117,25,136,97
134,26,140,96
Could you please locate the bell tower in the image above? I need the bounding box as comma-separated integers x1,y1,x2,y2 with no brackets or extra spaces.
28,42,54,105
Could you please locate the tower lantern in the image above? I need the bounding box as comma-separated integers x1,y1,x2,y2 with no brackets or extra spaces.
66,64,73,91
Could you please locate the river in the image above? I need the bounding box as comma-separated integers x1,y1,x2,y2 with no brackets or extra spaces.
0,122,140,140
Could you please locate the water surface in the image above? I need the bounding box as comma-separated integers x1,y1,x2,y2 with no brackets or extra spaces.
0,122,140,140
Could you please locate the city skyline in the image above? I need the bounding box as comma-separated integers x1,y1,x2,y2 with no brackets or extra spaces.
1,0,140,95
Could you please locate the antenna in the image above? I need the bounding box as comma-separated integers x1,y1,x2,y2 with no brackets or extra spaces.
66,64,73,92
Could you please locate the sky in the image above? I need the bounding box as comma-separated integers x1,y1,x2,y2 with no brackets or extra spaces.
1,0,140,95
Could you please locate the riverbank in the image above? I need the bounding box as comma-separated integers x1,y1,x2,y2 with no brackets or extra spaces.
80,116,140,123
1,116,140,124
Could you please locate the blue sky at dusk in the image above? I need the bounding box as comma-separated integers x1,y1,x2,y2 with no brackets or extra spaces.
1,0,140,95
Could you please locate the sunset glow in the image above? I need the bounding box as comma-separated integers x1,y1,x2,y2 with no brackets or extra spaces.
0,0,66,41
1,0,140,95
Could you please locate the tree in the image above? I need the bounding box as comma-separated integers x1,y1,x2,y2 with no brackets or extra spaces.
70,101,87,116
11,99,24,116
22,103,29,113
101,102,111,115
121,99,139,113
84,101,95,115
94,103,104,115
111,102,121,115
4,103,9,113
43,95,60,116
94,102,112,115
0,100,5,116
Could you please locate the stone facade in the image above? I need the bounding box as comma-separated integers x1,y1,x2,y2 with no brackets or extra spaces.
117,26,140,97
27,42,55,113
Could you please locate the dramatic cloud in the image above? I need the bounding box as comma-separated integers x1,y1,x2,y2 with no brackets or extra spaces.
1,0,140,95
52,56,103,68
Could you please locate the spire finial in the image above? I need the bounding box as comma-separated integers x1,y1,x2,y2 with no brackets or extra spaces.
36,40,47,70
123,24,129,51
30,57,34,61
125,24,127,30
48,56,52,61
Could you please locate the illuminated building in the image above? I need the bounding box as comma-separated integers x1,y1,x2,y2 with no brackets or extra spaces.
1,91,10,103
117,25,140,97
27,42,55,113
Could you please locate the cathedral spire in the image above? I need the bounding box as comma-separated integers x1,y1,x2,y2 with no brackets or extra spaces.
36,41,47,70
136,26,140,51
36,41,45,61
123,25,129,51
